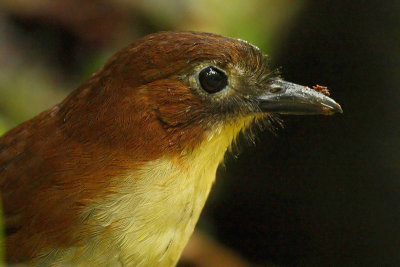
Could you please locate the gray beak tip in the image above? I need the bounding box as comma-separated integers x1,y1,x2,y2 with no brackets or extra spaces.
321,102,343,115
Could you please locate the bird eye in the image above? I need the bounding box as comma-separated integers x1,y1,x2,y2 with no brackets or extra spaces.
198,66,228,94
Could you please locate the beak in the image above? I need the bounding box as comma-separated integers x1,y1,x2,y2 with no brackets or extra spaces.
257,80,343,115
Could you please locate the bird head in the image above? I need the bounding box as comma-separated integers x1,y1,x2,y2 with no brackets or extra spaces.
60,31,342,159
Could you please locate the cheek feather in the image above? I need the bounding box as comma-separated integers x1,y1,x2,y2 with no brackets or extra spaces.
142,79,212,152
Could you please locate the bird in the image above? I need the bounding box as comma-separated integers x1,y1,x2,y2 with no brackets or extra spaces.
0,31,342,266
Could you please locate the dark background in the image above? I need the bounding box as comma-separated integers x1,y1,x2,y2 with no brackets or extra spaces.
209,1,400,266
0,1,399,266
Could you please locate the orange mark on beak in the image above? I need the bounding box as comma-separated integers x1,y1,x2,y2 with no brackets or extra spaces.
312,84,330,96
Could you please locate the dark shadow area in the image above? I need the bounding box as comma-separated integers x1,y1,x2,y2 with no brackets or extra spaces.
207,1,400,266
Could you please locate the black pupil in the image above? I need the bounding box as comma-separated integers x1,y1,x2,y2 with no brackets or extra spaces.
199,66,228,93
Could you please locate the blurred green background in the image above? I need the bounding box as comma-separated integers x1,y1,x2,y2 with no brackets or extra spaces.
0,0,399,266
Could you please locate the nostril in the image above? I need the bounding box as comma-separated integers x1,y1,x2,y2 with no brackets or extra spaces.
269,87,283,93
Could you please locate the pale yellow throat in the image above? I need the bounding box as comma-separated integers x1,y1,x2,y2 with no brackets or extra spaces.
48,117,255,266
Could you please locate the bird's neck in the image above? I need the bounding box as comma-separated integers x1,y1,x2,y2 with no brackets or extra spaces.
54,118,253,266
110,119,252,266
